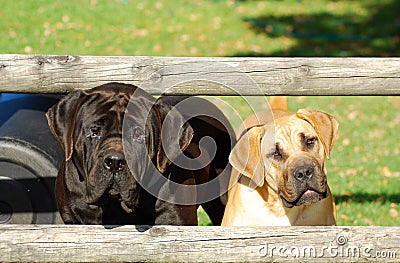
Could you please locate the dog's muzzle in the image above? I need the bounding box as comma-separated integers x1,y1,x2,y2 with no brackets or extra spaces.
103,152,139,213
108,185,140,213
86,149,140,213
280,162,328,208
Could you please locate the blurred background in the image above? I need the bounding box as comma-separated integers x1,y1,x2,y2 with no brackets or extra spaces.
0,0,399,226
2,0,399,56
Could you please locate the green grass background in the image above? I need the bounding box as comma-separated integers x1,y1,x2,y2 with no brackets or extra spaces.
1,0,399,226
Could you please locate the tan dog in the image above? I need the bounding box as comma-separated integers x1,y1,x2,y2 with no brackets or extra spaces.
221,97,338,226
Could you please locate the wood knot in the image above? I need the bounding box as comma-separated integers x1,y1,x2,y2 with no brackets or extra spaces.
148,72,162,84
52,55,76,63
298,65,311,75
35,55,76,66
149,226,167,237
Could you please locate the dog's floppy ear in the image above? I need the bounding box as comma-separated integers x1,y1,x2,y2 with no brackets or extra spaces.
151,98,194,174
296,109,339,159
46,90,87,161
229,126,267,188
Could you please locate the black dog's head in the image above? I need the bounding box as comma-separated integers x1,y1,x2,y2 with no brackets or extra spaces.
46,82,193,213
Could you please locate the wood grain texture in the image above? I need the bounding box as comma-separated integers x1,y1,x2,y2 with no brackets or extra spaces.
0,54,399,95
0,225,399,262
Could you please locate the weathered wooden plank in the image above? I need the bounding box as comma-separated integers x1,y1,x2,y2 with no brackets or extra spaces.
0,225,398,262
0,54,399,95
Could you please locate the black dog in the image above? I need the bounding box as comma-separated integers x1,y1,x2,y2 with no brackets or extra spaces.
46,82,233,225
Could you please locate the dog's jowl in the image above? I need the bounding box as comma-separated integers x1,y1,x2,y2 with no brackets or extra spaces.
46,82,233,225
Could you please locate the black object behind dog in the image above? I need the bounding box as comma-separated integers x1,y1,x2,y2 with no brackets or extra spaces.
0,94,64,224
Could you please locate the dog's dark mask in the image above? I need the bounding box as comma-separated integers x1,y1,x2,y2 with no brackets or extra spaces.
46,83,193,213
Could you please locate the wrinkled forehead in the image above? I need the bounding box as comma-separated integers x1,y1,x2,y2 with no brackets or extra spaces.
274,114,317,142
78,92,129,120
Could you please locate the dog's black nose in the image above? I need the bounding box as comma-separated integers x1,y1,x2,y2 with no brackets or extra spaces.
294,166,314,182
104,154,126,174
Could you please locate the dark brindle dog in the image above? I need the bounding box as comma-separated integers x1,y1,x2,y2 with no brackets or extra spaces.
46,82,233,225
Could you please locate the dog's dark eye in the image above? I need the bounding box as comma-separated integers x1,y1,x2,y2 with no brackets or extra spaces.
271,145,282,159
132,126,145,144
306,137,317,148
88,127,102,139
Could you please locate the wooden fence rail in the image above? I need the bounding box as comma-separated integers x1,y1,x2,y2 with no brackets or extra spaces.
0,225,399,263
0,55,399,262
0,55,400,95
